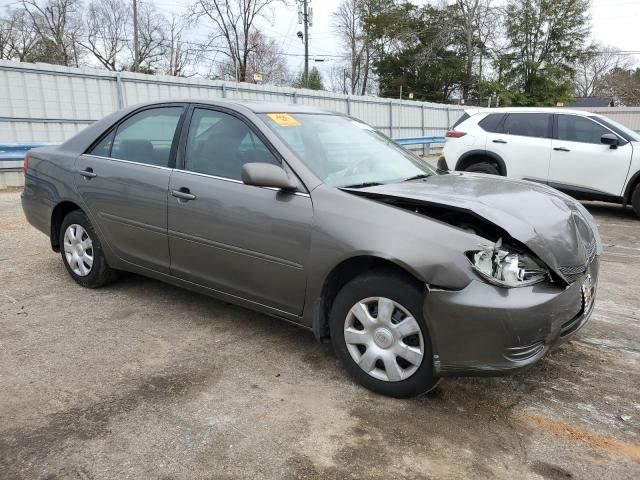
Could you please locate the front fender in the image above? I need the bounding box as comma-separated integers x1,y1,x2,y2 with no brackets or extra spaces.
302,185,484,326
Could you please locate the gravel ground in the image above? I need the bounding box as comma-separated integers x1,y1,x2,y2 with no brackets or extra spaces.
1,188,639,480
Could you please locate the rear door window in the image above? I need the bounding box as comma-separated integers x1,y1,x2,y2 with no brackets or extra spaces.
501,113,551,138
556,115,612,144
478,113,505,132
110,107,183,167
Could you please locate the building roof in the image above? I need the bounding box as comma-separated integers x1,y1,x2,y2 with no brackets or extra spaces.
566,97,613,108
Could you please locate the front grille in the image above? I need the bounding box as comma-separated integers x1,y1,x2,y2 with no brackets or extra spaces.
559,264,586,284
559,238,597,284
503,341,545,362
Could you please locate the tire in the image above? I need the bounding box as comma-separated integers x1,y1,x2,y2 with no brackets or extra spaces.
632,184,640,218
329,270,437,398
465,162,500,175
59,209,118,288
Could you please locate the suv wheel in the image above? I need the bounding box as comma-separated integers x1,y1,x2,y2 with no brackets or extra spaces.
632,184,640,218
329,270,438,398
465,162,500,175
59,210,118,288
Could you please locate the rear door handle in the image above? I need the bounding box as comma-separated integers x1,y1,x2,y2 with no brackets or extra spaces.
79,168,97,179
171,188,196,201
492,139,507,144
554,147,571,152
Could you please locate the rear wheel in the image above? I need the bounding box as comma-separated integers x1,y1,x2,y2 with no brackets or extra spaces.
59,210,118,288
631,183,640,218
329,271,437,398
465,162,500,175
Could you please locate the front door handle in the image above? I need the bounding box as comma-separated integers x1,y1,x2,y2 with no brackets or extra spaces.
79,168,97,179
492,139,507,144
171,188,196,201
554,147,571,152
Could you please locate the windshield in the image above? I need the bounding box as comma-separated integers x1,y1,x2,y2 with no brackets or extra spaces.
592,115,640,142
260,113,436,187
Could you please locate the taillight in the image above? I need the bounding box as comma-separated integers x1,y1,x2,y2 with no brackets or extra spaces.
23,152,29,174
446,130,467,138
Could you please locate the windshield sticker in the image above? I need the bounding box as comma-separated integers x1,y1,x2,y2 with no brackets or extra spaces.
267,113,300,127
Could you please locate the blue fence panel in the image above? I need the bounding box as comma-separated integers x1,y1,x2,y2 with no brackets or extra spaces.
0,143,50,171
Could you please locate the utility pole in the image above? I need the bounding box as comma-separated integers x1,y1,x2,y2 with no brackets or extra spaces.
303,0,309,88
298,1,312,88
133,0,139,72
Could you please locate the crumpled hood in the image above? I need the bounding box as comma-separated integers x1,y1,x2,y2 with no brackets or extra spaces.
353,172,602,277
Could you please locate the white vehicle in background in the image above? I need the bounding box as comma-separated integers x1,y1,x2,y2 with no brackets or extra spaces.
439,107,640,217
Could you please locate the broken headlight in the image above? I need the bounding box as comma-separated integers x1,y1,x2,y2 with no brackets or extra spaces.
468,239,549,288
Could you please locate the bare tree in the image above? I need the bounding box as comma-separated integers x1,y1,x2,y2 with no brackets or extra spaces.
129,1,166,72
190,0,283,82
332,0,372,95
575,44,630,98
452,0,498,100
215,30,289,85
162,14,203,76
0,13,13,59
243,30,290,85
81,0,130,70
603,67,640,106
21,0,84,66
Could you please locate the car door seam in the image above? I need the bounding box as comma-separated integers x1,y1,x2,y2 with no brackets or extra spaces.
167,229,304,270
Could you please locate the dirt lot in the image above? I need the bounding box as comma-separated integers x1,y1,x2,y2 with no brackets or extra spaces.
1,188,639,480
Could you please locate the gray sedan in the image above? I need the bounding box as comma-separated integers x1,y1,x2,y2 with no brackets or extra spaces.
21,100,601,398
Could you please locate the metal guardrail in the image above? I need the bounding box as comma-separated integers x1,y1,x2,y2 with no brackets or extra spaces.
0,143,50,172
394,136,446,156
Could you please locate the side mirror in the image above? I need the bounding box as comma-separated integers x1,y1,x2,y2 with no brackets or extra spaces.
601,133,619,149
241,163,297,190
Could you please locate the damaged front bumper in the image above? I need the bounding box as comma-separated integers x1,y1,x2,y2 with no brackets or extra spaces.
425,257,599,377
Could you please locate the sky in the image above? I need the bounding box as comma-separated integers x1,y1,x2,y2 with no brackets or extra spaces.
2,0,639,84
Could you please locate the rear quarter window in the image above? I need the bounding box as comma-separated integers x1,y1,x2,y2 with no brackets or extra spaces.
451,113,469,129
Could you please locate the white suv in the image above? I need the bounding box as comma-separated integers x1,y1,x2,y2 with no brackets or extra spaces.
440,107,640,217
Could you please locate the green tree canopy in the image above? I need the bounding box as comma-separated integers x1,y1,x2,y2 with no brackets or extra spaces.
364,2,466,102
293,66,326,90
500,0,591,106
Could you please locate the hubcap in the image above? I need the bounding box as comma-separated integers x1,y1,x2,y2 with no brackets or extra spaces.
63,224,94,277
344,297,424,382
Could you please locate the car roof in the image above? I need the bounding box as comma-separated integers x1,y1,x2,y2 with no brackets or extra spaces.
464,107,598,117
136,99,335,115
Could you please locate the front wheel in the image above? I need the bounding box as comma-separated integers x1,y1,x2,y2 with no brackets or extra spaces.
59,210,119,288
329,271,437,398
465,162,500,175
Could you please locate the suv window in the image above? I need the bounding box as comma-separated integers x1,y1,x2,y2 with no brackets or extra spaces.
556,115,612,144
502,113,550,138
451,113,469,129
107,107,183,167
478,113,505,132
185,108,279,180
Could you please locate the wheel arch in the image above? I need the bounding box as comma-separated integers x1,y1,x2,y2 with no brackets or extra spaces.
311,255,426,340
623,169,640,206
50,200,84,252
455,150,507,176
